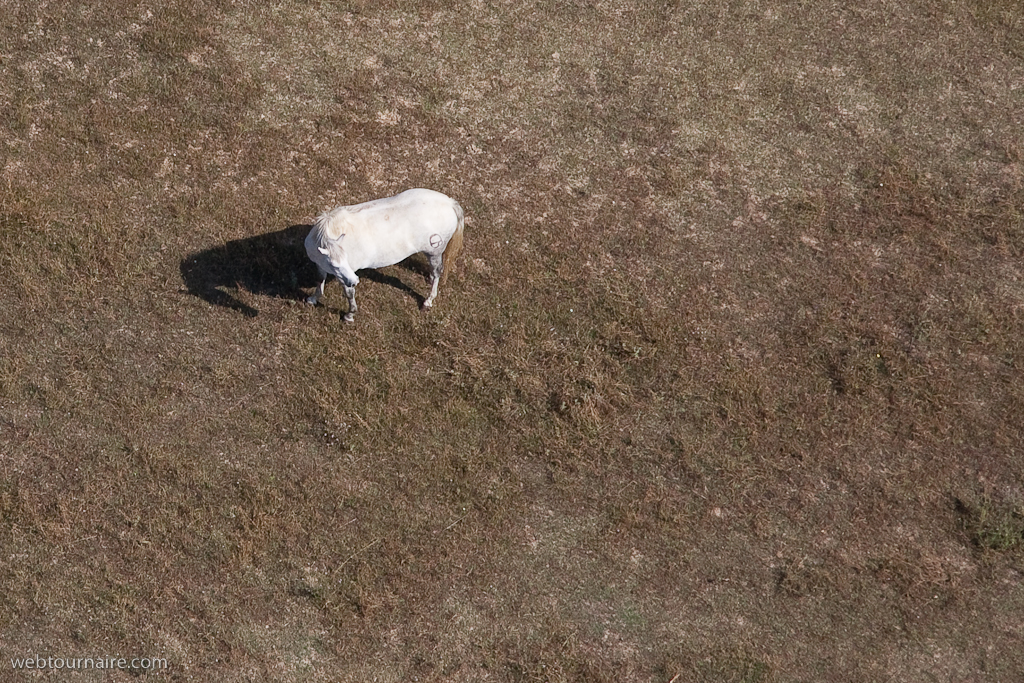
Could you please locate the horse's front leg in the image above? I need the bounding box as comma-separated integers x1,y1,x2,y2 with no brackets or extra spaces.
343,284,358,322
307,267,328,305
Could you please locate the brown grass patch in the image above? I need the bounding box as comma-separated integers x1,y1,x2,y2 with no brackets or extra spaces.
1,0,1023,681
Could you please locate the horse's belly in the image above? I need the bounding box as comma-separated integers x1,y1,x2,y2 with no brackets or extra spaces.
354,230,430,270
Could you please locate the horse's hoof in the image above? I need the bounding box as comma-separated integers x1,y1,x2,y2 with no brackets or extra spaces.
343,313,355,322
306,296,318,306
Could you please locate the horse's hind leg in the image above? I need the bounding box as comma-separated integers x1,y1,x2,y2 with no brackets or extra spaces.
307,267,328,305
342,284,358,322
423,252,443,309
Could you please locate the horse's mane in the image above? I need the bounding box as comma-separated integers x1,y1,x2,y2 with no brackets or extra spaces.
312,207,355,242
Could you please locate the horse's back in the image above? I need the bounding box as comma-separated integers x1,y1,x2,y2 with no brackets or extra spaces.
349,189,455,222
338,189,460,269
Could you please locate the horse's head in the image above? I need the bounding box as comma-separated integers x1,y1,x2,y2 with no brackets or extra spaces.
317,240,360,288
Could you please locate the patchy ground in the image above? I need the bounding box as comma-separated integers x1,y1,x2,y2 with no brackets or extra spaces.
1,1,1023,681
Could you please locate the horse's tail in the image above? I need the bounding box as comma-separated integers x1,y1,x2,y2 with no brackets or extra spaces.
440,200,464,286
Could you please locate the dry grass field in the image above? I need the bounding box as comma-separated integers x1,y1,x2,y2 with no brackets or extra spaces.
1,0,1023,680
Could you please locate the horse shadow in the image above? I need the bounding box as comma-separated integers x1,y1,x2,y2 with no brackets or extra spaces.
180,224,428,317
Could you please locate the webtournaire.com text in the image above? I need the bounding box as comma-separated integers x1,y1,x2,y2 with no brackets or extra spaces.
11,655,168,671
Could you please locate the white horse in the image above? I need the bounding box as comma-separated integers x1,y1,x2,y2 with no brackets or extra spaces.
305,189,464,321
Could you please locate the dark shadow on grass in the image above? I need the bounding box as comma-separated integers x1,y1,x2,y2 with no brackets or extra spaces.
180,224,318,317
180,225,432,316
360,252,437,309
359,266,428,309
